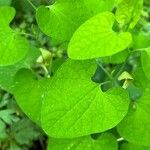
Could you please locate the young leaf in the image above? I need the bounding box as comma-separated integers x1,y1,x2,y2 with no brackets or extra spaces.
117,83,150,146
121,143,150,150
0,6,29,66
48,133,118,150
12,69,48,125
68,12,132,60
41,59,129,138
36,0,115,43
115,0,143,29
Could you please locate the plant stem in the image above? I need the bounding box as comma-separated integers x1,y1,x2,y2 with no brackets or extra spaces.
98,63,113,80
115,54,130,80
26,0,37,10
100,81,111,86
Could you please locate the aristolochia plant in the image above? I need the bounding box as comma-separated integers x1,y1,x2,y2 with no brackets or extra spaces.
0,0,150,149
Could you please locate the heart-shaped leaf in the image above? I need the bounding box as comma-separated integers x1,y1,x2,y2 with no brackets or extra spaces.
68,12,132,60
41,59,129,138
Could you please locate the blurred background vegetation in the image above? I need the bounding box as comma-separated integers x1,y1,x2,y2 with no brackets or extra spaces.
0,0,150,150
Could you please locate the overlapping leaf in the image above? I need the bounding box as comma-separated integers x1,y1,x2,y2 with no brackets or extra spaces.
36,0,115,43
68,12,132,60
0,46,40,92
116,0,143,29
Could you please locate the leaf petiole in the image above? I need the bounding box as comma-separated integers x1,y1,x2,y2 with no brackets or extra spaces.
26,0,37,10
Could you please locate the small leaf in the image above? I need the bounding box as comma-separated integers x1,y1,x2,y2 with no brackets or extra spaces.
41,59,129,138
11,119,40,145
0,109,16,125
68,12,132,60
115,0,143,29
48,133,118,150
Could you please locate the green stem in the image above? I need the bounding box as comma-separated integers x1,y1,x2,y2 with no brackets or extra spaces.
98,62,113,80
100,81,111,86
26,0,37,10
115,54,130,80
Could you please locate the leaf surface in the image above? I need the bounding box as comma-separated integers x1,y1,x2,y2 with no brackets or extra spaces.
0,6,29,66
36,0,115,43
121,143,150,150
115,0,143,29
141,48,150,80
48,133,118,150
117,83,150,146
68,12,132,60
12,69,49,125
0,46,40,92
41,59,129,137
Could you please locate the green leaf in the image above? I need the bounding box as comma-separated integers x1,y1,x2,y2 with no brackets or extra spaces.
9,143,22,150
132,32,150,49
12,69,48,125
68,12,132,60
132,65,149,91
121,143,150,150
83,0,115,15
0,6,29,66
100,50,129,64
115,0,123,5
36,0,115,43
141,48,150,80
0,46,40,92
115,0,143,29
0,0,11,6
41,59,129,138
11,119,40,145
117,83,150,146
48,133,118,150
0,109,16,125
0,119,7,139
